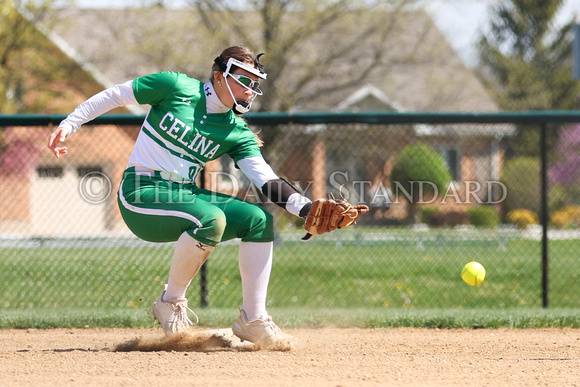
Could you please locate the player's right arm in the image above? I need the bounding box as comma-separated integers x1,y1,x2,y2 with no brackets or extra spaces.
48,80,138,158
237,156,313,217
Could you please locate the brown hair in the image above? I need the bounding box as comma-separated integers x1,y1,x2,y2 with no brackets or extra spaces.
211,46,258,79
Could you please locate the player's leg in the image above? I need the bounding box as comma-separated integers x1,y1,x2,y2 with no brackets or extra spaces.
237,241,272,321
117,172,226,245
165,232,213,300
195,189,283,347
195,189,275,317
232,240,285,347
152,232,215,335
117,171,226,335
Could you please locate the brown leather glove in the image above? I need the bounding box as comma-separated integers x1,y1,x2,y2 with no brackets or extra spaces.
303,198,369,236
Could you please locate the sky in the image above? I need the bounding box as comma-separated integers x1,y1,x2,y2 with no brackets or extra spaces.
425,0,580,67
69,0,580,68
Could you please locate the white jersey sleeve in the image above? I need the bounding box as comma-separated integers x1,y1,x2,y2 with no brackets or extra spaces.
59,80,138,134
237,156,279,188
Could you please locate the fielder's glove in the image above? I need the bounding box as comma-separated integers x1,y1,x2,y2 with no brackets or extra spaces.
302,198,369,240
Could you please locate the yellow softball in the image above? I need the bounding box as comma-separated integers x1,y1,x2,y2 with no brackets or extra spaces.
461,261,486,286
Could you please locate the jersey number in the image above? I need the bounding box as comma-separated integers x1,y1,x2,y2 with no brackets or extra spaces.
189,164,201,182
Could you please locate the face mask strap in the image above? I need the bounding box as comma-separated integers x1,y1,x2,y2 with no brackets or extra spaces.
223,77,257,114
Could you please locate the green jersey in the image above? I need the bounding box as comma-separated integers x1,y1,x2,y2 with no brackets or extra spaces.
128,71,262,181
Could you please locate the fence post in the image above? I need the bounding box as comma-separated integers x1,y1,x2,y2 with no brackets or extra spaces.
540,124,549,308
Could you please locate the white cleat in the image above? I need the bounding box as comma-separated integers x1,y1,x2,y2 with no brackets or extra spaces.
152,288,198,336
232,307,283,348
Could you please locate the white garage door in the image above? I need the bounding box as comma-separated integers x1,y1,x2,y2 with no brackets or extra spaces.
31,165,111,236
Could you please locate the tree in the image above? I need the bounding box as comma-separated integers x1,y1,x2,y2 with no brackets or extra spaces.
0,0,39,113
189,0,419,112
548,125,580,208
390,143,451,224
0,0,97,179
0,0,78,114
477,0,580,156
0,1,54,178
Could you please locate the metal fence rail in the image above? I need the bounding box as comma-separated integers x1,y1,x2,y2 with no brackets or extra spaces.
1,112,579,311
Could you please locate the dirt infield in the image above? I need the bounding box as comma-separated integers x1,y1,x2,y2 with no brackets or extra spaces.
1,327,579,386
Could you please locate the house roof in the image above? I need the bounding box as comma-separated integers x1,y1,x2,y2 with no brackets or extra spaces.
334,85,515,138
336,85,404,112
22,8,144,115
303,10,498,113
45,7,498,114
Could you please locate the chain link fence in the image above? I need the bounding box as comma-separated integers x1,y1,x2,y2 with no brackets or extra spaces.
1,113,579,312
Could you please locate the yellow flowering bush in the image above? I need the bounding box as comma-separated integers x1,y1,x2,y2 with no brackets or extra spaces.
507,209,539,229
550,205,580,229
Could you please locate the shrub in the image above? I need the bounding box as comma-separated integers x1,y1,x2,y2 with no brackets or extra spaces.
446,211,468,226
501,157,540,215
468,206,500,228
507,209,539,229
429,212,448,227
551,211,569,229
391,143,451,223
418,207,467,227
391,143,452,198
569,206,580,225
549,126,580,206
418,207,442,225
550,205,580,229
548,184,569,213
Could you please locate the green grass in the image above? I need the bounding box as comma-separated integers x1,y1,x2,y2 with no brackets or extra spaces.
1,307,579,329
1,229,579,328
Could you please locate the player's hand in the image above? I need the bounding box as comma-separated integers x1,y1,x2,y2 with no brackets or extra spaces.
48,126,71,158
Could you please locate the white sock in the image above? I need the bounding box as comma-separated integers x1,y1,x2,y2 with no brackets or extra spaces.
238,241,273,321
164,232,214,301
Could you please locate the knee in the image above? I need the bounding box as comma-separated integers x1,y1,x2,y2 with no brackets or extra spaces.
204,210,227,239
191,207,227,245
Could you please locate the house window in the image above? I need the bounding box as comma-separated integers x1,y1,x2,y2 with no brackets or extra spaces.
37,166,63,178
442,148,460,181
77,166,103,178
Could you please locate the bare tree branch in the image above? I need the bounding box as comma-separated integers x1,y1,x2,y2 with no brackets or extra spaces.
181,0,423,111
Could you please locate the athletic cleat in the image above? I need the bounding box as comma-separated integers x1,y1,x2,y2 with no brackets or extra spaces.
152,287,199,336
232,307,283,348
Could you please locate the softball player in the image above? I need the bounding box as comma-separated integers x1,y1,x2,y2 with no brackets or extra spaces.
48,46,313,348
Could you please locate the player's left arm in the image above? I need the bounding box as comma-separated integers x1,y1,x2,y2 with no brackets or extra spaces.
48,80,138,158
237,156,312,217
